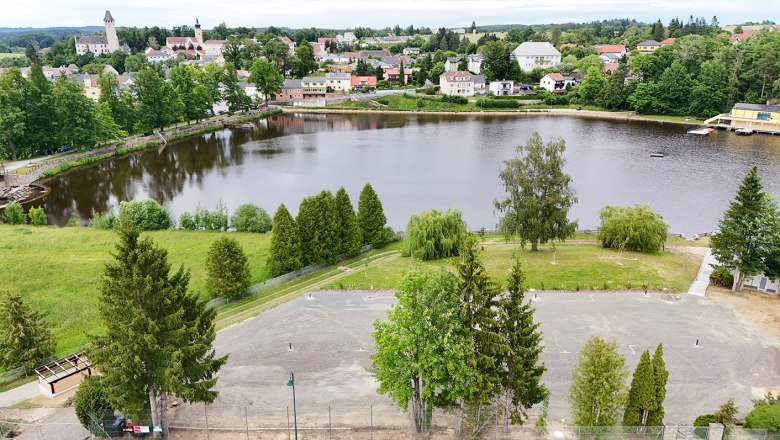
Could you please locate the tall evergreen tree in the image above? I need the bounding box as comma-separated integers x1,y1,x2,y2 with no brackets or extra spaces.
0,292,55,371
498,258,547,426
334,187,362,257
90,228,226,435
358,183,388,248
297,191,338,266
267,204,303,276
623,350,656,426
205,236,251,300
569,336,628,426
647,343,669,426
711,167,780,291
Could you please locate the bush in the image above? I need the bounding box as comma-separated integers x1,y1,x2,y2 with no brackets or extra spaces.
745,405,780,431
3,202,26,224
597,205,669,253
27,206,47,226
74,376,114,436
693,414,717,438
476,98,520,108
544,95,570,105
178,212,197,230
66,212,80,227
441,94,468,104
205,236,251,300
405,208,467,260
230,204,272,233
376,98,390,105
90,209,117,230
199,201,229,231
118,199,173,230
710,266,735,287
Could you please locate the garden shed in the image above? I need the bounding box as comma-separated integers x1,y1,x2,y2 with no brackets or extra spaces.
33,353,94,397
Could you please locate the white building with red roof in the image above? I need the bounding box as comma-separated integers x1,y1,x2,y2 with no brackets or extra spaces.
540,72,577,92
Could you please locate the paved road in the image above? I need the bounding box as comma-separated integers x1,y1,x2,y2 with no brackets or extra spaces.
0,381,39,407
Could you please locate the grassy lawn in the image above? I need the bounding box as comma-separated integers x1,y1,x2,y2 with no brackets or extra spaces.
0,53,24,59
0,225,272,355
635,114,706,125
323,236,701,293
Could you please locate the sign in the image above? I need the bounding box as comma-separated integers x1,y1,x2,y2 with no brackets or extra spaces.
153,426,162,432
133,426,150,433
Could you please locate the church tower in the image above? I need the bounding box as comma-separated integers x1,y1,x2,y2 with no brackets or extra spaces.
195,18,204,44
104,10,120,52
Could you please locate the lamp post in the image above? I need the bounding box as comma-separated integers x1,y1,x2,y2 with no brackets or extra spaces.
287,372,298,440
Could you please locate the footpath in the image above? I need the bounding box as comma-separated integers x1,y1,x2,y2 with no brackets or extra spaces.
688,249,717,296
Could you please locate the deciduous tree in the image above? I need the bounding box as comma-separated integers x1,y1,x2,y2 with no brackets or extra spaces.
249,58,284,103
569,336,628,426
405,208,466,260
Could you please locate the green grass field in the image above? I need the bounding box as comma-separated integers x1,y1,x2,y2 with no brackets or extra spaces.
1,225,272,354
0,53,24,59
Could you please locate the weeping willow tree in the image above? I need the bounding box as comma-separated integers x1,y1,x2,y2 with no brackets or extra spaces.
405,208,468,260
597,204,669,253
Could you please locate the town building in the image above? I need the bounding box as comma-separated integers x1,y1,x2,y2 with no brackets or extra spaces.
489,80,513,96
272,79,304,101
467,54,484,74
540,73,577,92
145,48,172,62
445,56,462,72
637,40,661,53
325,73,352,92
512,42,561,72
350,76,377,92
403,47,421,56
603,62,620,75
75,11,129,55
439,71,475,96
301,76,327,98
597,44,627,63
279,36,296,54
473,74,486,95
705,103,780,134
384,68,412,83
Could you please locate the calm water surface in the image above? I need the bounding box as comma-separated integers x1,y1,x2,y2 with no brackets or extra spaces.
41,113,780,234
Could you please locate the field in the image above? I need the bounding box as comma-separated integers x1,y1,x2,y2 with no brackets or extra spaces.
0,53,23,59
0,225,273,353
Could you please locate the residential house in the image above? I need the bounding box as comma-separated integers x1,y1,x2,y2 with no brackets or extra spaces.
467,53,484,74
325,72,352,92
145,49,172,62
660,37,676,46
445,56,462,72
742,274,778,294
512,42,561,72
473,74,486,94
350,76,377,92
309,42,328,62
706,103,780,133
540,73,577,92
336,32,356,44
166,36,199,51
73,73,101,101
439,71,475,97
203,40,227,56
272,79,304,101
279,36,296,54
403,47,421,56
489,80,513,96
102,65,119,76
596,44,627,62
240,82,259,100
637,40,661,53
384,68,412,83
603,62,620,75
730,30,759,43
301,76,327,98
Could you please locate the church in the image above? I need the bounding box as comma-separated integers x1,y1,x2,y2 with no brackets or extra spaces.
75,11,130,55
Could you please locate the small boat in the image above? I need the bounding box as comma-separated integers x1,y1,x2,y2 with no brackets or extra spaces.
735,128,755,136
687,126,714,135
650,152,664,158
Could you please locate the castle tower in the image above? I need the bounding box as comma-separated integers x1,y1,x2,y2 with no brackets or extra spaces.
104,10,120,52
194,18,204,44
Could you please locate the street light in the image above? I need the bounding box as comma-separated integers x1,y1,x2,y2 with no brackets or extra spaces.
287,372,298,440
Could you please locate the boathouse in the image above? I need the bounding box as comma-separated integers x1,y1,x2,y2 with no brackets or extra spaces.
705,103,780,134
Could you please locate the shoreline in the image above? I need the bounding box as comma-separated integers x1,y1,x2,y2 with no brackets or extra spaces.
282,106,703,126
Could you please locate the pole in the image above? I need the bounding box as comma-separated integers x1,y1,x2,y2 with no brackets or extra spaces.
205,404,210,440
291,373,298,440
245,406,249,440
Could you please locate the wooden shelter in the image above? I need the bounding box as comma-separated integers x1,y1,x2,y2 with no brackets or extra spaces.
33,353,94,397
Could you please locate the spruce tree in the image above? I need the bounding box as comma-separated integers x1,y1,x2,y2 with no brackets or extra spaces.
569,336,628,426
334,187,362,257
623,350,656,426
498,258,547,426
90,228,226,436
267,204,303,276
297,191,338,266
358,183,388,249
647,343,669,426
711,167,780,291
205,236,251,299
0,292,55,371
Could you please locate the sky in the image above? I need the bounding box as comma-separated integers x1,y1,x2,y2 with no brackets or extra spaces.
2,0,777,29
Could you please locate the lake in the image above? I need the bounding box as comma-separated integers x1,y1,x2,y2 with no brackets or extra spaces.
41,113,780,235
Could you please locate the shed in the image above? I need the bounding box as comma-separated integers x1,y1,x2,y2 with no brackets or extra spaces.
34,353,94,397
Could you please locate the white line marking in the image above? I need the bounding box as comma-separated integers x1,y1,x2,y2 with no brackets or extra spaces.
588,295,595,302
559,349,571,354
628,345,636,355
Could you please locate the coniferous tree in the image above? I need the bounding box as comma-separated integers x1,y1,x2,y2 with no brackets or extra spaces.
267,204,303,276
647,343,669,426
358,183,388,248
569,336,628,426
334,187,362,257
623,350,656,426
711,167,780,291
0,292,55,371
498,258,547,426
90,228,226,436
297,191,338,266
205,236,251,299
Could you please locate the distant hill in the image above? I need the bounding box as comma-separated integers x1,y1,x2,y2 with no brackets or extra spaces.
0,26,102,34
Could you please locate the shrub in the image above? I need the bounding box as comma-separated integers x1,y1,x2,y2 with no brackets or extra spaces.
693,414,717,438
476,99,520,108
597,205,669,253
416,98,425,108
178,212,197,230
376,98,390,105
441,94,468,104
205,236,251,300
231,204,272,233
200,200,229,231
90,209,117,230
74,376,114,436
405,208,467,260
66,212,80,227
544,95,570,105
3,202,26,224
745,405,780,430
28,206,47,226
710,266,735,288
118,199,173,230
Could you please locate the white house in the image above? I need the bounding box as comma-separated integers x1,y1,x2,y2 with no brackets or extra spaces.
444,56,462,72
439,71,475,97
743,274,779,294
203,40,228,56
145,49,172,62
403,47,421,56
489,80,513,96
540,73,577,92
467,53,484,74
336,32,356,44
473,74,486,95
512,42,561,72
325,72,351,92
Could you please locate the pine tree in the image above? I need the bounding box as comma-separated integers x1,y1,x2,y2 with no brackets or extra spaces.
647,343,669,426
90,228,226,436
0,292,55,371
711,167,780,291
334,188,362,257
267,204,303,276
569,336,628,426
498,258,547,426
623,350,656,426
205,236,251,300
297,191,338,266
358,183,388,248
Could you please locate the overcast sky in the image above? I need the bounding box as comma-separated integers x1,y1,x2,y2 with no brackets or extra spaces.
3,0,776,29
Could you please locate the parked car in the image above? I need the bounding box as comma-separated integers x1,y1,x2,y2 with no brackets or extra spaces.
56,146,72,153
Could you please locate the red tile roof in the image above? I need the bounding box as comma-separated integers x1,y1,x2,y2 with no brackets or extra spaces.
603,62,620,74
660,38,676,45
596,44,626,54
545,73,565,81
730,31,758,41
350,76,377,86
440,70,475,82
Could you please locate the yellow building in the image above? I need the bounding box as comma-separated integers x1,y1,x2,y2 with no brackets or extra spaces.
706,103,780,133
636,40,661,53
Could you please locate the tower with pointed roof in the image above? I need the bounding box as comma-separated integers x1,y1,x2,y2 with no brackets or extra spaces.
104,10,120,52
194,18,204,44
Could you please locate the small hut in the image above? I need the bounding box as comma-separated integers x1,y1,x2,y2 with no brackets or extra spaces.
34,353,94,397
